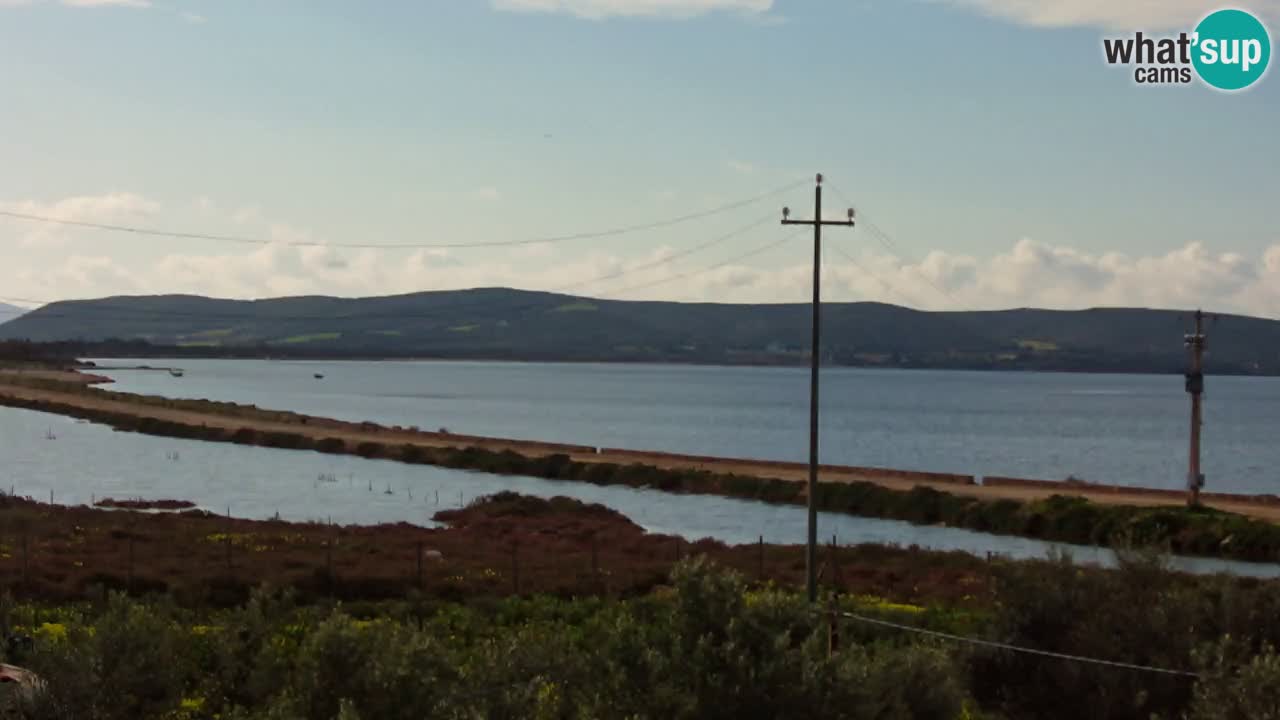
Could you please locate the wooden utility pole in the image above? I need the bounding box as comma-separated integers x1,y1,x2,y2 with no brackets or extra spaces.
782,173,855,603
1185,309,1207,506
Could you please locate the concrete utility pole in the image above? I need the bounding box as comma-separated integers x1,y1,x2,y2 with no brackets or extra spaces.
782,173,855,603
1184,309,1207,507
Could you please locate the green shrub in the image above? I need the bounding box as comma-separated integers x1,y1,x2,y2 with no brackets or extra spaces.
315,437,346,454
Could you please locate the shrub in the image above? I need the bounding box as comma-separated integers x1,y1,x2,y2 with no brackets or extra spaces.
230,428,259,445
316,437,347,454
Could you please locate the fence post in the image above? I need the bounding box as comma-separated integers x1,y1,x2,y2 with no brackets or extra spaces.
21,527,28,590
512,543,520,596
827,596,840,657
127,533,135,595
591,533,599,579
416,540,424,590
326,538,334,597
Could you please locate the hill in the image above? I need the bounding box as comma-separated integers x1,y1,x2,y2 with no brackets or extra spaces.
0,288,1276,374
0,302,26,321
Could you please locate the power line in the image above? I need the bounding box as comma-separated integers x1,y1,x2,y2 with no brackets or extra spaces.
0,179,806,250
826,184,960,309
839,611,1200,679
609,229,804,297
0,223,787,325
825,242,920,309
551,213,776,293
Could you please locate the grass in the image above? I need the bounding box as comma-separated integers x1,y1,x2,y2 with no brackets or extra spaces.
1017,339,1059,351
551,302,598,313
273,333,341,344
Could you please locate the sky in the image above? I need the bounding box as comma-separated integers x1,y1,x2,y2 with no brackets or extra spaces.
1,0,1278,317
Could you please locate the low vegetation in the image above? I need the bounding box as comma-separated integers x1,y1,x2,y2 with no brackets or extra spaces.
93,498,196,511
1,543,1280,719
0,492,988,607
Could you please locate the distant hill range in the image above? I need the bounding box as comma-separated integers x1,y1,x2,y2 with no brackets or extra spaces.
1,288,1277,374
0,302,26,321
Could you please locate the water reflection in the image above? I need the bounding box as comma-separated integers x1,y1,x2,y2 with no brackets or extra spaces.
2,405,1276,579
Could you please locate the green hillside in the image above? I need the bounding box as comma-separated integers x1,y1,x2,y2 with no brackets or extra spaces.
1,288,1276,373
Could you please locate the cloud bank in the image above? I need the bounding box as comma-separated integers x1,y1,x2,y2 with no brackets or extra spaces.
491,0,774,20
934,0,1280,31
3,193,1279,319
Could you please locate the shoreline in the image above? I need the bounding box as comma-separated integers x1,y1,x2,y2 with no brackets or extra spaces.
76,352,1280,378
3,368,1280,563
9,367,1279,516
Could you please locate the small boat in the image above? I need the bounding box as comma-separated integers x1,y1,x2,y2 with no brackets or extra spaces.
169,368,185,378
314,373,325,380
44,428,56,440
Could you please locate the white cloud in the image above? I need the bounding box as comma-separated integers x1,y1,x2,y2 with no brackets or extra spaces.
4,192,1280,320
0,192,160,247
12,235,1280,319
932,0,1280,31
61,0,151,6
491,0,774,20
1,0,153,7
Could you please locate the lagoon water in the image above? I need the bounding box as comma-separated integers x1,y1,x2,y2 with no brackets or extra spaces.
91,359,1280,494
3,403,1277,578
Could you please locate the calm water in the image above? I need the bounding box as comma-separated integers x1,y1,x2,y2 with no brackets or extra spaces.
91,359,1280,494
3,404,1276,578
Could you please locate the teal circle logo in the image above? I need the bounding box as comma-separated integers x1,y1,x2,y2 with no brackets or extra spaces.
1192,8,1271,91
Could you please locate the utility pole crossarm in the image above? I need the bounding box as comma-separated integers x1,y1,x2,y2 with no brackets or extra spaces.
782,219,856,227
781,172,856,604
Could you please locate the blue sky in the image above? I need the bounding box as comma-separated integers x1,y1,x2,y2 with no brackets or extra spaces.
1,0,1278,316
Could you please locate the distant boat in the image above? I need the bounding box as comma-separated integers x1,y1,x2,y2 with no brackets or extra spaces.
314,373,325,379
44,428,56,440
169,369,185,378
